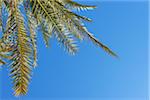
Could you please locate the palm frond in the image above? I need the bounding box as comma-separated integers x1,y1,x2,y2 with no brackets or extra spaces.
54,23,78,54
63,0,96,11
41,20,53,47
9,11,32,96
27,12,38,67
0,0,117,97
6,1,33,96
86,32,118,57
30,0,78,54
53,0,117,56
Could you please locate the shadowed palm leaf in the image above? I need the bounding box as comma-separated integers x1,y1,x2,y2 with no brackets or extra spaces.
0,0,117,96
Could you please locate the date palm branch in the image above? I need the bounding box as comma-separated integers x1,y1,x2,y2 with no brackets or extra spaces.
0,0,117,96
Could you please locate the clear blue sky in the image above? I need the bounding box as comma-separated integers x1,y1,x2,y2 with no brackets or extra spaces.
0,0,148,100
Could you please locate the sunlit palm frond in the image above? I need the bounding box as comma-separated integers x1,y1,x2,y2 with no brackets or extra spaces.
5,1,33,96
27,12,38,67
0,0,117,96
9,11,32,96
62,0,96,11
30,0,78,54
40,20,53,47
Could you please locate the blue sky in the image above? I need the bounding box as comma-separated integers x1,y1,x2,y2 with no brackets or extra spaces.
0,0,149,100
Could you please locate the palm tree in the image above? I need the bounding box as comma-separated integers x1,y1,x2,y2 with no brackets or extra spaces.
0,0,117,96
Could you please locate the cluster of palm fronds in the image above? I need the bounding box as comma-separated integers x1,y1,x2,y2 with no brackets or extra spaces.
0,0,117,96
